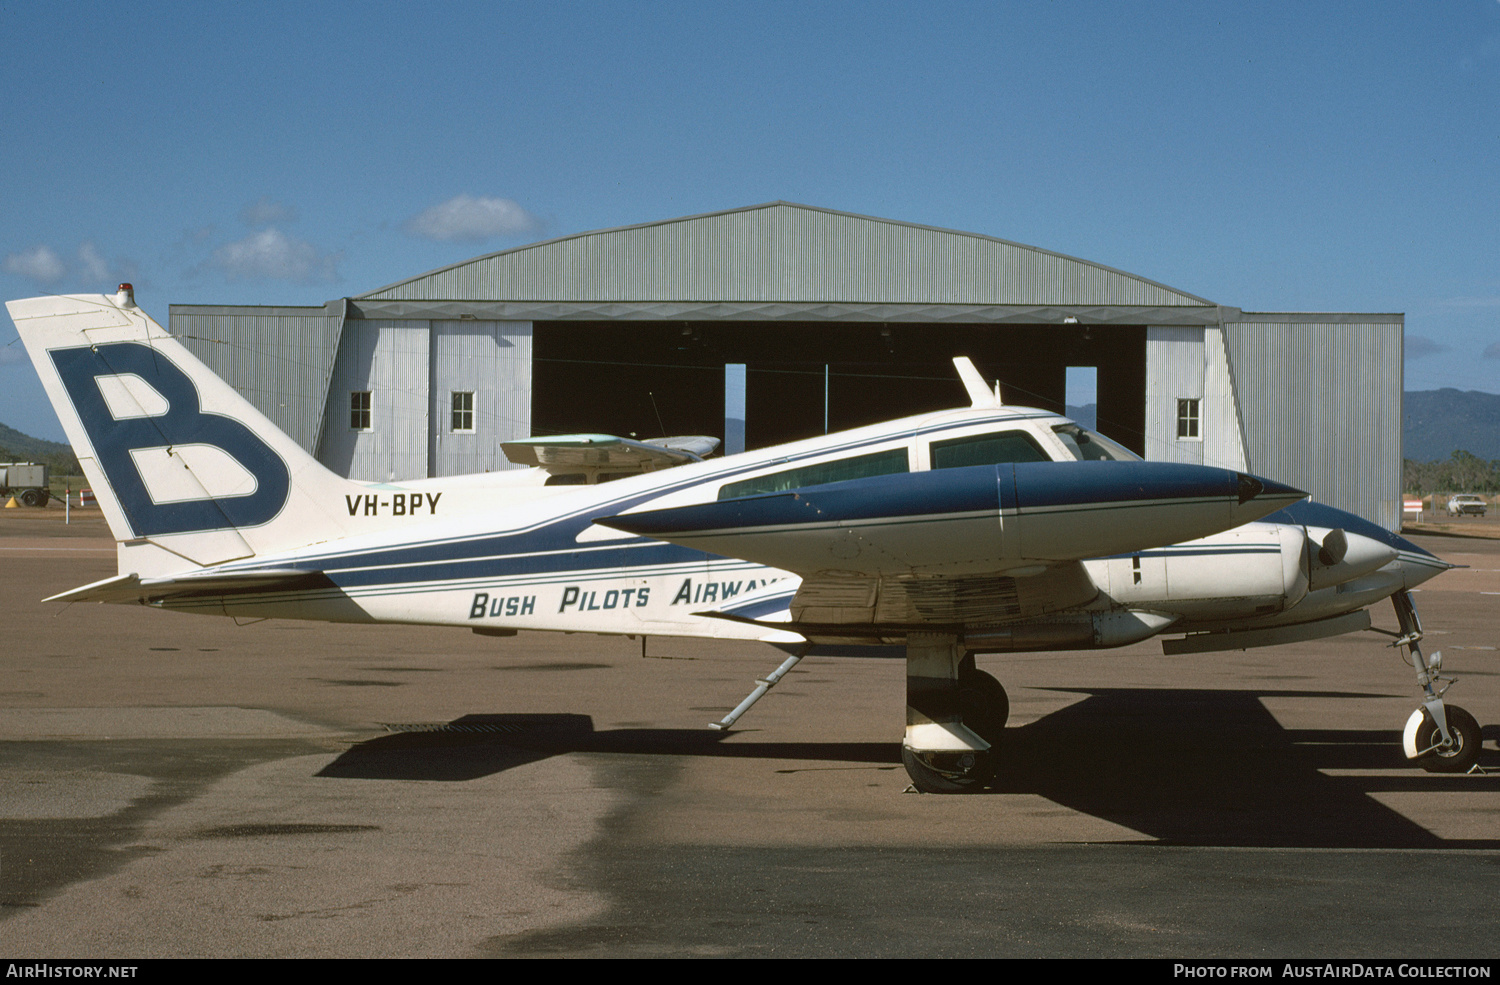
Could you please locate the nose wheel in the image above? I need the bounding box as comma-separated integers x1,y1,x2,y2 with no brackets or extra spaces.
1405,704,1482,774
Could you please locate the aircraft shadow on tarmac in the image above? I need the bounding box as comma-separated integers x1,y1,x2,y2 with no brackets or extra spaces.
317,687,1500,850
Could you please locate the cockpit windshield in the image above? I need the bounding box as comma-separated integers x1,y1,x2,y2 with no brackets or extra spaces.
1052,423,1140,462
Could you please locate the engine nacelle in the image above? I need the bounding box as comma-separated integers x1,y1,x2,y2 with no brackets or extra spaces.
1085,523,1310,622
1304,525,1399,592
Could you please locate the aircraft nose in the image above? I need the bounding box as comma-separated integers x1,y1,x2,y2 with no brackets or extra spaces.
1392,535,1459,590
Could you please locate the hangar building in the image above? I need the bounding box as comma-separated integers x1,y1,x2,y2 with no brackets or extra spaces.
171,202,1404,529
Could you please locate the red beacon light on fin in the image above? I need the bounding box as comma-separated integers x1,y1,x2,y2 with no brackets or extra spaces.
115,283,135,308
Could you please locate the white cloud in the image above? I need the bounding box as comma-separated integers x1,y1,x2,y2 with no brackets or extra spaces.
403,195,541,242
3,242,136,289
77,241,111,281
209,227,340,283
3,245,67,284
1404,336,1449,360
240,197,297,227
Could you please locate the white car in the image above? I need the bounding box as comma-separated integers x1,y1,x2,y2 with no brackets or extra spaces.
1447,495,1487,517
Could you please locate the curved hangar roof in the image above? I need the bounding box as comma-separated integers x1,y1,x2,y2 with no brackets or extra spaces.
357,202,1217,322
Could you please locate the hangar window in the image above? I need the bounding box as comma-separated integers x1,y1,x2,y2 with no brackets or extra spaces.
349,391,372,431
717,448,909,500
1176,398,1201,440
451,391,475,433
930,431,1050,469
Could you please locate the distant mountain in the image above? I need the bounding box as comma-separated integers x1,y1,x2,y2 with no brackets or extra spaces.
1065,404,1097,430
1054,395,1497,464
0,421,79,473
1404,390,1500,462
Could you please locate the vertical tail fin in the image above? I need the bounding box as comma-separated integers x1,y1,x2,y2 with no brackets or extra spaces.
7,288,361,573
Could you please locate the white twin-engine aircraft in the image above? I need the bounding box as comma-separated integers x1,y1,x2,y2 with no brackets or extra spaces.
6,287,1480,791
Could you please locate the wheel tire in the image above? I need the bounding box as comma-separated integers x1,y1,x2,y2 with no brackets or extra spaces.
19,489,40,507
901,745,992,794
958,667,1009,746
1415,705,1482,774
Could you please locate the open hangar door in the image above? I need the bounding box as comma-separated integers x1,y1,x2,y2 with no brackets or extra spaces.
532,322,1146,455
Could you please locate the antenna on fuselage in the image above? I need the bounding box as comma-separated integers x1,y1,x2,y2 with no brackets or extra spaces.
954,357,1003,408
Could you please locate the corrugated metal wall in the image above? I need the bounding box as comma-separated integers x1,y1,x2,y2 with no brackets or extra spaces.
318,320,430,481
313,319,533,481
362,203,1213,308
1143,326,1248,473
1223,317,1404,530
1145,327,1206,464
429,321,532,476
172,306,340,451
1202,326,1248,474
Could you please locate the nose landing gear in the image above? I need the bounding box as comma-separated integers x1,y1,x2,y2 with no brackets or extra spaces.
1390,591,1484,774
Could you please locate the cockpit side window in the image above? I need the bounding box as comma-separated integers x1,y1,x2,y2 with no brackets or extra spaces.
717,447,910,500
929,431,1051,469
1051,423,1140,462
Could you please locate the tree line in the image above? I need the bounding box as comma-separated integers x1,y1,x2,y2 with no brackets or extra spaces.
1404,450,1500,496
0,445,81,478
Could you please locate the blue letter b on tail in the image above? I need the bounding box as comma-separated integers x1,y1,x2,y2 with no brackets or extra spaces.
52,343,290,537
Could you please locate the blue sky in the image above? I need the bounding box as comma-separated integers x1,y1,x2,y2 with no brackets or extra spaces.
3,0,1498,442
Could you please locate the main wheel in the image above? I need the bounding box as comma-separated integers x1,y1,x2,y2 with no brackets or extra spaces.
1414,705,1482,774
901,745,993,794
19,489,40,507
958,667,1009,746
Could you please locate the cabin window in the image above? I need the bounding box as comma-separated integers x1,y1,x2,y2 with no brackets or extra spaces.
929,431,1050,470
451,391,475,433
1052,423,1140,462
349,391,372,431
1176,398,1201,440
717,448,909,500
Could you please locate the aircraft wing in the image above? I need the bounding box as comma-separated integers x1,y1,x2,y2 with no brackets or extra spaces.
502,434,718,473
598,460,1306,634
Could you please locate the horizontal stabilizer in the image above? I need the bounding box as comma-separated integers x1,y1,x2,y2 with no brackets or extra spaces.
46,568,330,605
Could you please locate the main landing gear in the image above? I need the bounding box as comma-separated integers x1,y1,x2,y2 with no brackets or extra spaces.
902,632,1009,793
1390,591,1484,775
710,634,1011,793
